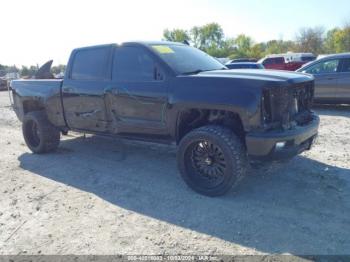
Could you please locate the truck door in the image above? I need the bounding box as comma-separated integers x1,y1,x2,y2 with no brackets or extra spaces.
303,58,340,101
262,58,274,69
62,46,113,132
273,57,286,70
262,57,285,70
337,58,350,102
106,45,169,137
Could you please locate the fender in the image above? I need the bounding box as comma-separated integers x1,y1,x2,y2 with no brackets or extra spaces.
11,79,66,127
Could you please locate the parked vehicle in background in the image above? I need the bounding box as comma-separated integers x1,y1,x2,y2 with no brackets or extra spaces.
259,53,316,71
11,41,319,196
0,70,7,90
0,70,20,90
285,53,316,63
226,62,264,69
226,58,258,64
259,55,286,70
5,72,20,80
215,57,230,64
297,53,350,104
0,78,7,91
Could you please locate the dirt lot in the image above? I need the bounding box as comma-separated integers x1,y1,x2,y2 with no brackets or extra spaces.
0,90,349,255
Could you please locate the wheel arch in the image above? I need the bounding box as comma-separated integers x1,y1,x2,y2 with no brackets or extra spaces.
13,95,46,122
175,108,246,145
22,99,45,114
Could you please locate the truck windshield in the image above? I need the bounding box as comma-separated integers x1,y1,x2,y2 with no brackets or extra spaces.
151,44,226,75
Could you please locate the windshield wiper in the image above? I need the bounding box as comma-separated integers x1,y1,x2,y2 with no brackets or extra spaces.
181,67,227,75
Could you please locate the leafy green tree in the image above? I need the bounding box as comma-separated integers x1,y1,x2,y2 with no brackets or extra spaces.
0,64,8,77
21,66,29,76
220,38,236,57
20,65,38,77
51,64,67,75
264,40,296,55
248,43,266,59
232,34,253,58
323,28,339,53
163,29,190,43
295,27,325,54
333,26,350,53
190,23,225,52
205,38,235,57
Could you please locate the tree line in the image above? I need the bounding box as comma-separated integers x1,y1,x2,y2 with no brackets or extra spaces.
1,22,349,77
163,22,350,59
0,64,66,78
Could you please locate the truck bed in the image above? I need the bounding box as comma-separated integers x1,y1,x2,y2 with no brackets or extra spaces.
11,79,65,127
11,79,63,97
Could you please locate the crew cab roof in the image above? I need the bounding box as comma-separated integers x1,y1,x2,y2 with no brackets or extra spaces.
123,41,186,46
71,41,186,52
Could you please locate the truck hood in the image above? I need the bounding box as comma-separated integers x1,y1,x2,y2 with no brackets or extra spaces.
189,69,314,84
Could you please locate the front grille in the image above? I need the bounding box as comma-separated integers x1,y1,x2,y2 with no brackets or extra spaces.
292,81,314,125
262,80,314,129
294,81,314,110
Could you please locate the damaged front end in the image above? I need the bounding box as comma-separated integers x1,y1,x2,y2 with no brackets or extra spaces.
261,80,315,131
246,80,319,161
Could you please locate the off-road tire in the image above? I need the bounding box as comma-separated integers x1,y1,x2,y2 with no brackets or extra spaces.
22,111,60,154
177,125,247,196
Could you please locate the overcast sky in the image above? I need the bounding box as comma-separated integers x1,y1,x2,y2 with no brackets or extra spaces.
1,0,349,66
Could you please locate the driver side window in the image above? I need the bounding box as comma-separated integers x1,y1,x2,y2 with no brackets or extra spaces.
263,58,273,65
305,59,339,74
113,46,158,82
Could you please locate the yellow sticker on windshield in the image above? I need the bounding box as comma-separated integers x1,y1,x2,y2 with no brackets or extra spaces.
152,45,174,54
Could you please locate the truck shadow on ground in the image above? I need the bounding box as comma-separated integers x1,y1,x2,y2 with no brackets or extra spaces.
18,135,350,254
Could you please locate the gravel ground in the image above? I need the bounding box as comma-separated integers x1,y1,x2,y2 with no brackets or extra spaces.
0,90,349,255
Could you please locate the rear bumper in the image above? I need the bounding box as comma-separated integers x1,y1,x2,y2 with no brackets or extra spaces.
246,115,320,161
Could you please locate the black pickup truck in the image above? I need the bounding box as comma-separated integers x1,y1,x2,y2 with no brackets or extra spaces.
11,41,319,196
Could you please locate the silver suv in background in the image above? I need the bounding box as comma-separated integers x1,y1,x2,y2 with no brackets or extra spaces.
297,53,350,104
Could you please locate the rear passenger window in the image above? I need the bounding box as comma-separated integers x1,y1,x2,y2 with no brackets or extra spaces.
263,58,273,65
341,58,350,72
71,47,110,80
113,47,155,82
275,57,285,64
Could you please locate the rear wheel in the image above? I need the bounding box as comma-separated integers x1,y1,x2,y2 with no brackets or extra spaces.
22,111,60,153
177,125,247,196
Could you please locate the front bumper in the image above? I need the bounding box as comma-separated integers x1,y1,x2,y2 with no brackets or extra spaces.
246,115,320,161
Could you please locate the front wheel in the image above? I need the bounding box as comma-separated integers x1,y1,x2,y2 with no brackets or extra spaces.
177,125,247,196
22,111,60,154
